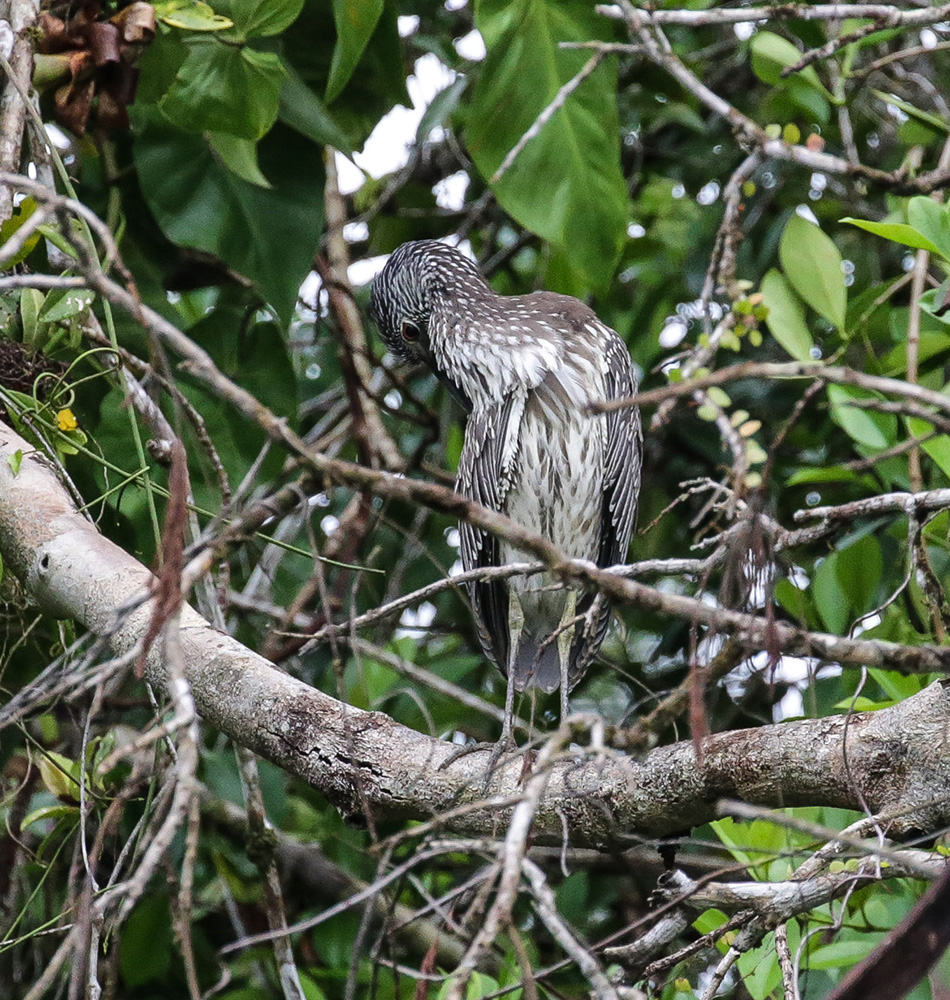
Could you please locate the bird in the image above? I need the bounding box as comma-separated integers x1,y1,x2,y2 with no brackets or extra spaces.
369,240,642,744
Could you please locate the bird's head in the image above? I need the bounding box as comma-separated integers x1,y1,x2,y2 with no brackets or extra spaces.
369,240,486,366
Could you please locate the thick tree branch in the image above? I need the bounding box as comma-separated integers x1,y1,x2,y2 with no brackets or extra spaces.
3,422,950,845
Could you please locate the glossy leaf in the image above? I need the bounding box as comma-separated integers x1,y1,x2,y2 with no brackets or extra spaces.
153,0,234,31
468,0,627,292
761,269,814,360
779,213,847,331
134,114,324,323
208,132,272,187
218,0,304,38
160,40,286,140
279,67,354,153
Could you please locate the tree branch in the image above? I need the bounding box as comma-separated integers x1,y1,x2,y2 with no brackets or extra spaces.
3,421,950,845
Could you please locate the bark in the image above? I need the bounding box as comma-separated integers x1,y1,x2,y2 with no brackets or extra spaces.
2,420,950,846
0,0,38,222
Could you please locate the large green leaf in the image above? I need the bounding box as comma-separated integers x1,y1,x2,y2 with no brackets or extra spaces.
160,39,285,139
216,0,304,38
779,213,847,331
467,0,627,293
326,0,384,104
133,113,324,323
207,132,271,187
279,66,354,153
280,0,407,139
760,268,814,360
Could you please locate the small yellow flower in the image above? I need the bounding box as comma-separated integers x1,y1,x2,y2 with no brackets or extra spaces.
56,408,78,432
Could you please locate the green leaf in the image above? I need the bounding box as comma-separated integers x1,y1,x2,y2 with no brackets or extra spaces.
785,76,830,124
153,0,234,31
827,384,897,450
326,0,384,104
774,578,809,625
437,972,505,1000
21,803,80,830
919,287,950,326
38,751,83,803
808,938,878,970
786,466,866,486
38,287,94,323
120,896,173,986
218,0,304,37
7,450,22,475
693,908,728,936
0,197,41,268
468,0,627,293
134,113,324,323
417,75,468,146
738,934,783,1000
19,287,43,347
35,224,77,259
909,417,950,479
834,696,893,711
835,535,881,615
279,67,354,153
750,31,832,98
841,217,944,256
868,668,926,703
760,269,814,360
907,196,950,262
812,553,849,634
208,132,271,187
779,214,847,331
160,39,286,140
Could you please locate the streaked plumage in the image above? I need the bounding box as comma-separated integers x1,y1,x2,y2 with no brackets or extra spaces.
370,240,642,714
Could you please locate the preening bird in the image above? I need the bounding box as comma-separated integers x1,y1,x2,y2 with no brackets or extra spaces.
370,240,642,740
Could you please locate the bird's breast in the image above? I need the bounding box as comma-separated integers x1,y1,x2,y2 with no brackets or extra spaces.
500,372,607,569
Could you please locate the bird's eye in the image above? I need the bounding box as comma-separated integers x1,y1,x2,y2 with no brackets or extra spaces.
401,321,421,343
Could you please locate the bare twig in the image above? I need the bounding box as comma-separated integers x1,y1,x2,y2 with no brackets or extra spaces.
596,3,950,30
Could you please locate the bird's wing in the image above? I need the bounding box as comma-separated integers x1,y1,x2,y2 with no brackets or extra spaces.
565,327,642,687
599,328,643,569
457,392,526,677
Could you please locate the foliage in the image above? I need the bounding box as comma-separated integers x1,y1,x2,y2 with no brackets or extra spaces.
1,1,950,998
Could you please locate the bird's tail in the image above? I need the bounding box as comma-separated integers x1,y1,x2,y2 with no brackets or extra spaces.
511,632,564,694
